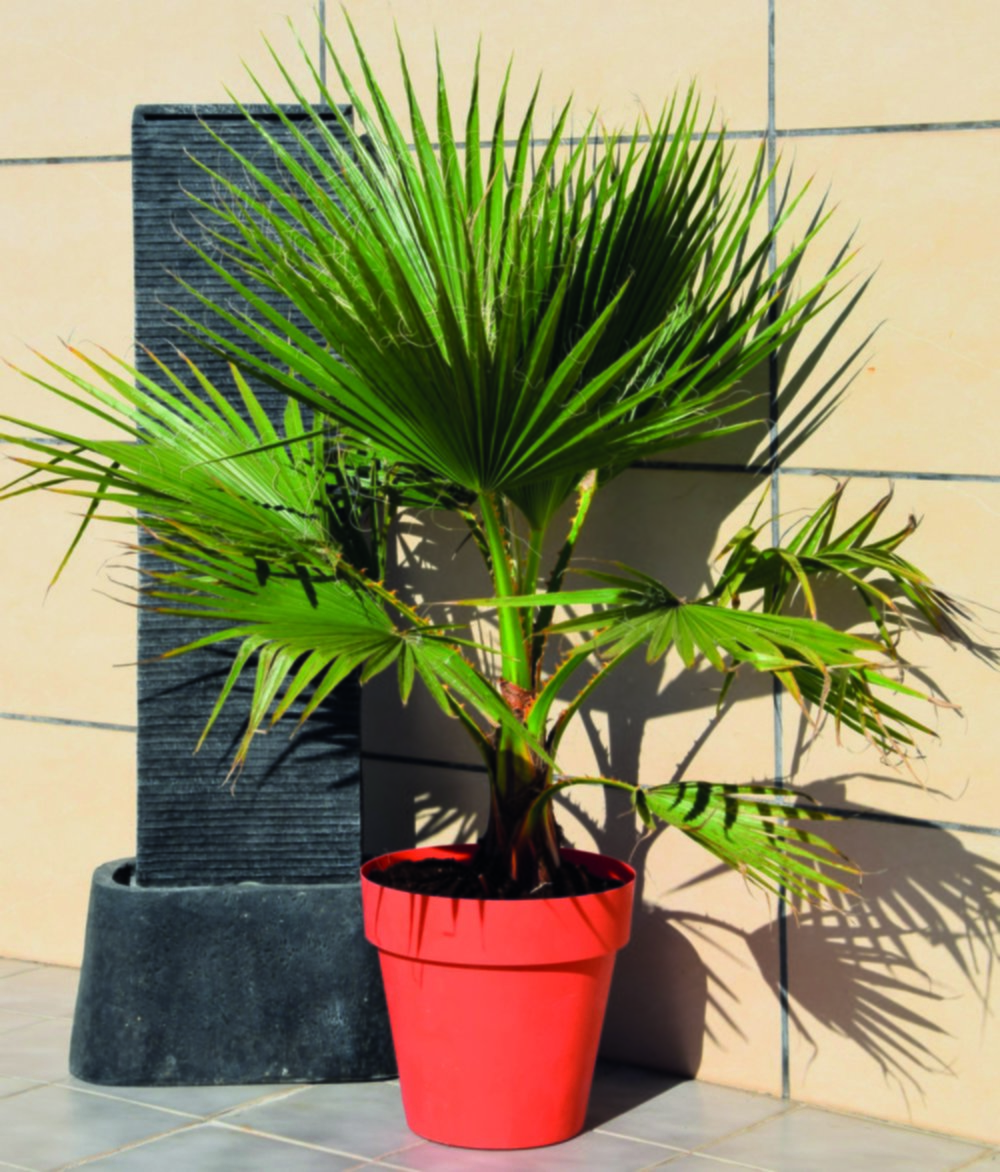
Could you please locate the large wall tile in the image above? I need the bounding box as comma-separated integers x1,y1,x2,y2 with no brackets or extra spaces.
545,467,784,1090
0,164,133,440
362,757,487,859
778,476,1000,831
2,2,320,158
0,443,136,725
775,132,1000,476
362,670,475,773
643,136,779,472
581,468,766,594
601,826,784,1096
361,504,497,772
330,0,768,136
565,663,784,1091
776,1,1000,129
0,721,135,965
786,822,1000,1144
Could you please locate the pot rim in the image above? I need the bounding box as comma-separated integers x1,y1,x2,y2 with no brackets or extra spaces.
362,843,635,890
360,844,635,966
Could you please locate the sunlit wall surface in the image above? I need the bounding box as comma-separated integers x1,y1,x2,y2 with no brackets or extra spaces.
1,0,997,1142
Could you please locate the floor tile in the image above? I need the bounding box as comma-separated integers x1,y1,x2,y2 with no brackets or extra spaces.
59,1076,307,1120
645,1156,769,1170
0,1013,46,1035
704,1105,988,1171
0,962,39,980
0,1084,188,1171
586,1064,684,1125
0,1079,44,1101
77,1119,364,1170
586,1061,687,1128
0,967,78,1017
597,1079,790,1149
384,1128,683,1171
0,1018,73,1082
225,1081,416,1160
0,962,993,1169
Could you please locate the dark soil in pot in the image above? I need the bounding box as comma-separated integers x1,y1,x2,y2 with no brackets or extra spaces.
365,853,625,899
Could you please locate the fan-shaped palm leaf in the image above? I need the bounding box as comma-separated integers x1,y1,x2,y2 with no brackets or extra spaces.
178,18,846,529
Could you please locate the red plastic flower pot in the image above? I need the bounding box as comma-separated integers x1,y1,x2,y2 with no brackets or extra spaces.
360,844,635,1149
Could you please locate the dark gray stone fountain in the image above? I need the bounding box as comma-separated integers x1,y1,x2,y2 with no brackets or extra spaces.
69,105,396,1085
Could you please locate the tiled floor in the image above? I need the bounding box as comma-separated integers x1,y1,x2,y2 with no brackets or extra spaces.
1,959,996,1171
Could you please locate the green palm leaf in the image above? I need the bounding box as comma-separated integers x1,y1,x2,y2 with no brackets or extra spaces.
2,17,975,903
636,782,858,903
1,348,371,570
178,21,846,529
517,572,939,756
713,483,974,648
140,534,548,769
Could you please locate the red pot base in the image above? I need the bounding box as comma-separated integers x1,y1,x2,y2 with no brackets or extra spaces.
361,846,635,1149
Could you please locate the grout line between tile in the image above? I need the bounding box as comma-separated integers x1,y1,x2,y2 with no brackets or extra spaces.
2,119,998,170
366,1149,445,1172
54,1082,204,1122
777,120,1000,137
804,807,1000,837
592,1127,779,1171
948,1151,1000,1171
213,1083,313,1118
0,965,41,979
691,1101,803,1160
211,1116,378,1162
0,155,131,166
0,1012,65,1033
366,1137,435,1167
0,712,137,733
60,1119,203,1169
0,1081,48,1103
766,0,793,1107
695,1100,997,1164
7,434,998,485
318,0,327,90
592,1127,691,1152
779,467,1000,483
659,1149,776,1171
633,461,1000,482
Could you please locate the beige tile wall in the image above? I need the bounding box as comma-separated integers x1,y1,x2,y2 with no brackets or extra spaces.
786,825,1000,1142
0,164,134,438
0,721,136,965
1,0,997,1143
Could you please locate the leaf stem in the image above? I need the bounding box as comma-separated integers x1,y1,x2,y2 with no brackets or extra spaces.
479,491,531,688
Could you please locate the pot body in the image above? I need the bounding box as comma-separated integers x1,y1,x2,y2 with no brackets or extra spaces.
360,845,635,1149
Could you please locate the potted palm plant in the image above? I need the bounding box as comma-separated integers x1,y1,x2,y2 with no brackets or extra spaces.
1,20,972,1150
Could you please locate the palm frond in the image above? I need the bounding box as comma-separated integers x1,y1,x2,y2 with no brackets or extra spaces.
712,483,976,650
524,571,939,757
139,534,548,768
178,22,846,529
1,347,382,575
635,781,858,903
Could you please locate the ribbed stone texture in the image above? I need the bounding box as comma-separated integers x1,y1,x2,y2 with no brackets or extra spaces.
132,105,362,887
65,105,396,1086
70,862,396,1085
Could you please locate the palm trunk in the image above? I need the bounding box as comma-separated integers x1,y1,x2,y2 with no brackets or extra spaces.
472,725,562,896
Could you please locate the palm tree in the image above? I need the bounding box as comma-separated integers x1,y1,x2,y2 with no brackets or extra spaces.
1,19,969,900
